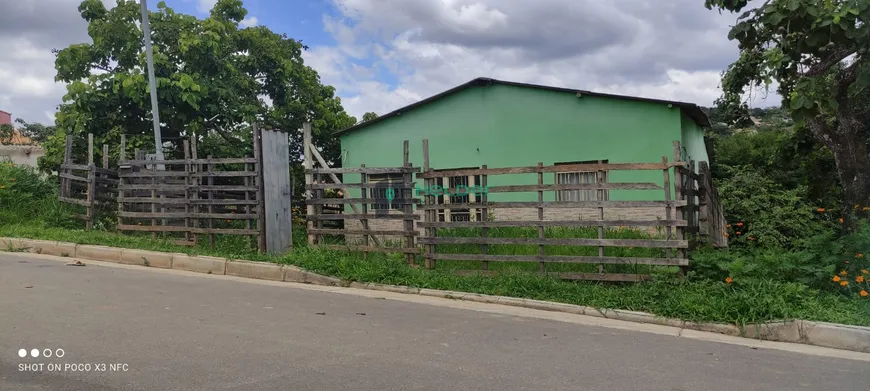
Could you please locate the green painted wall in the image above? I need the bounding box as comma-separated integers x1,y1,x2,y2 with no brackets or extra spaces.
680,112,710,171
339,84,698,203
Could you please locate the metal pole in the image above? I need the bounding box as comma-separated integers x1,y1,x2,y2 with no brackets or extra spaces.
140,0,165,163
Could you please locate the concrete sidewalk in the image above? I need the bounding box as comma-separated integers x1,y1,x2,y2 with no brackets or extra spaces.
2,253,868,391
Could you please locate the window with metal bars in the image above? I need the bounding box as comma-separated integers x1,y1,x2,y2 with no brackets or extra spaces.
433,172,483,222
554,160,609,201
367,173,406,211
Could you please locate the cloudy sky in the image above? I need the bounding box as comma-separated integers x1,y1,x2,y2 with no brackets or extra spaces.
1,0,778,125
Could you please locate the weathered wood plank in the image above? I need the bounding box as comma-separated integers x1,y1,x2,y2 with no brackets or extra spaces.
426,200,692,210
453,270,652,282
119,171,191,178
260,127,293,254
116,225,259,235
319,245,420,254
307,214,421,221
60,163,92,171
308,228,419,236
417,162,686,178
418,219,688,228
118,211,258,219
307,197,421,205
191,171,259,178
430,253,688,266
417,237,688,248
306,182,417,190
58,196,90,206
486,183,661,193
59,173,89,182
306,167,420,174
120,157,257,165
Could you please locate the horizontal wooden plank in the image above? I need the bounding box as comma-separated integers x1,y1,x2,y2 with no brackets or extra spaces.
94,167,117,175
417,162,686,178
418,237,687,248
318,245,420,254
118,212,258,219
191,171,258,177
418,219,687,228
306,182,417,190
116,225,259,235
58,196,89,206
308,229,419,236
120,158,257,165
307,197,421,205
430,254,688,266
420,200,687,210
307,214,420,221
119,171,189,178
59,173,88,182
453,270,651,282
119,184,257,192
486,183,662,193
306,167,420,174
95,177,119,185
60,163,91,171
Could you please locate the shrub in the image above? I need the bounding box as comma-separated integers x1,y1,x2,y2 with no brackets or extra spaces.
0,160,77,228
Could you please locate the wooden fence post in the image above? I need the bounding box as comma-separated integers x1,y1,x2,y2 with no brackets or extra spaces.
480,164,488,271
537,162,545,273
253,124,266,252
360,163,369,254
303,123,315,246
422,139,434,269
190,136,199,246
117,135,126,229
207,155,215,247
85,134,95,230
661,156,673,262
402,140,415,265
672,141,686,274
596,159,605,275
183,140,191,243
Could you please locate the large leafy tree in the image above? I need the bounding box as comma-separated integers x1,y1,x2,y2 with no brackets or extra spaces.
46,0,355,173
706,0,870,222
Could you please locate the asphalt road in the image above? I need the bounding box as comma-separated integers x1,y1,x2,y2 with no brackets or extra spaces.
1,252,868,391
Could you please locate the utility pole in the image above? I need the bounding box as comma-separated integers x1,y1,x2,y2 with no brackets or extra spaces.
140,0,165,163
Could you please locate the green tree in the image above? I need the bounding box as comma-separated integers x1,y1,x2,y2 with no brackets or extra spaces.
14,119,56,144
361,112,379,122
46,0,355,172
705,0,870,222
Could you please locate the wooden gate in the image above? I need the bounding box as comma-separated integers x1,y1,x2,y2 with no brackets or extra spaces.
258,128,293,253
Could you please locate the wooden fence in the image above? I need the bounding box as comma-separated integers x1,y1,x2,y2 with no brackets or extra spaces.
116,136,265,250
303,127,421,264
415,139,698,282
58,134,119,229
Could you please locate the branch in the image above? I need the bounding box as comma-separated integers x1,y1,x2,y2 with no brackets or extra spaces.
803,48,856,77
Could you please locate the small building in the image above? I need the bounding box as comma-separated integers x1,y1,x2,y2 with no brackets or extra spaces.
334,78,711,236
0,110,45,168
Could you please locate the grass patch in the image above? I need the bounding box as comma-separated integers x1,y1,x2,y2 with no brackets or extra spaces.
0,221,867,327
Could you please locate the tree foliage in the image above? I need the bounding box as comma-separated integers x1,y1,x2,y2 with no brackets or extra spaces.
14,119,56,144
45,0,355,173
705,0,870,222
361,112,379,122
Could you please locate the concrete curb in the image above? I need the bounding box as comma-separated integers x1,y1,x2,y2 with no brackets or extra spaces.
2,237,868,353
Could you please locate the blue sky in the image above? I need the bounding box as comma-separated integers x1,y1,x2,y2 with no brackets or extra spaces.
1,0,780,124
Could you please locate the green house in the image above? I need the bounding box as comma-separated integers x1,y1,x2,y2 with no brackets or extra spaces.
334,77,710,227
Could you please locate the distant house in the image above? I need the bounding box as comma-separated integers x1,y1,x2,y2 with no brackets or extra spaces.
333,78,711,232
0,110,45,168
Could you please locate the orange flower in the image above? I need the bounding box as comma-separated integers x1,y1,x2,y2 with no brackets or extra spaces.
736,231,742,236
860,290,868,297
724,233,729,238
832,276,841,282
225,219,231,223
736,222,744,227
726,224,731,228
725,276,733,285
840,270,849,276
863,207,870,211
857,253,864,258
857,275,865,283
748,236,756,241
817,207,825,212
862,269,869,275
840,280,849,287
839,217,844,224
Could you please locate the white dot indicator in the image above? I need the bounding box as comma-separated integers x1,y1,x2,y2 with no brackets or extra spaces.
30,349,39,358
18,349,26,358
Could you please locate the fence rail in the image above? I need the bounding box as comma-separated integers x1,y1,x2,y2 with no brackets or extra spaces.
57,135,119,229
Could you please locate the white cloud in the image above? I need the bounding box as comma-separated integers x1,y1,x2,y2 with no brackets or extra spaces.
198,0,217,14
305,0,780,120
240,16,259,27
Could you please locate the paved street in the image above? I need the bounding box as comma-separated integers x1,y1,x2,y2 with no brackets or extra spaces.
1,252,868,391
